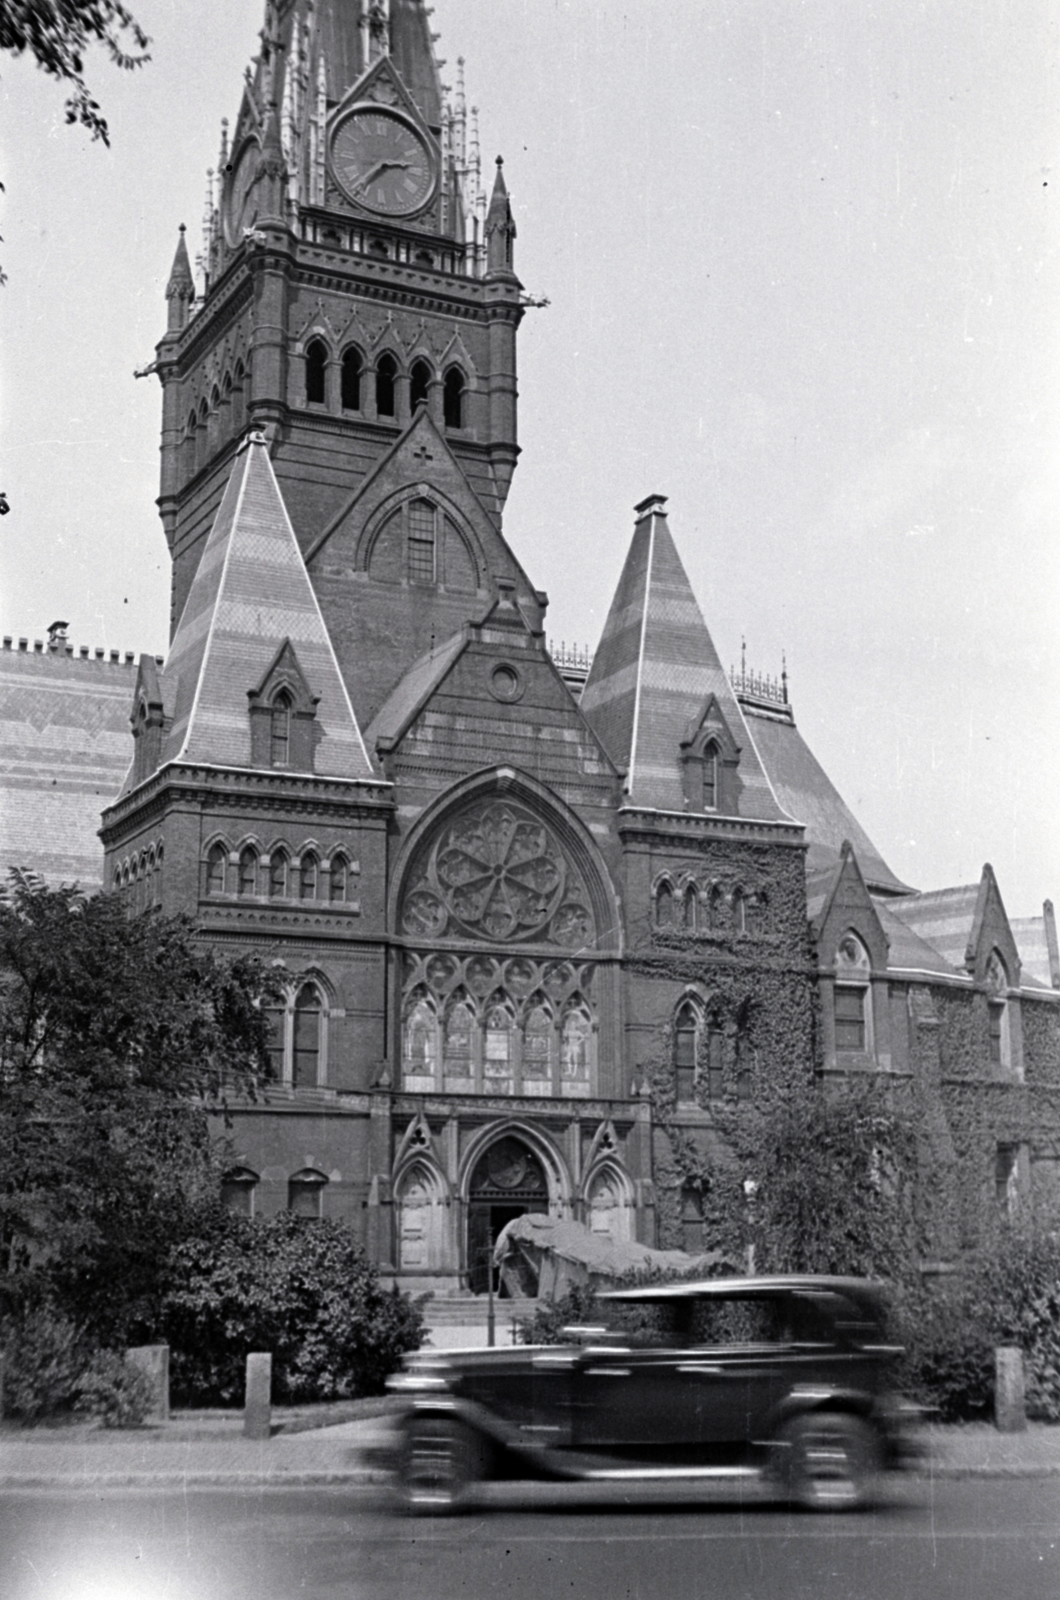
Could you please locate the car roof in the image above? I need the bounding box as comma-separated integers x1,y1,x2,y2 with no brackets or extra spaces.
598,1274,889,1303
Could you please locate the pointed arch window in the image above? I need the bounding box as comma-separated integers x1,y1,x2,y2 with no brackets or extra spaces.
985,950,1012,1073
560,1002,592,1091
268,848,289,900
443,366,465,429
292,983,322,1088
674,1001,698,1102
263,998,286,1079
732,887,746,934
238,846,258,898
376,352,397,417
523,1000,554,1091
299,851,319,901
329,853,348,904
410,358,431,412
305,338,327,405
270,691,291,767
341,347,362,410
656,881,675,927
484,1000,515,1088
442,994,474,1080
206,842,227,896
407,498,436,585
682,884,697,931
403,993,438,1086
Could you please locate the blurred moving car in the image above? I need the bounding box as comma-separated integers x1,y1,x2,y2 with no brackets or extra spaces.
386,1274,922,1512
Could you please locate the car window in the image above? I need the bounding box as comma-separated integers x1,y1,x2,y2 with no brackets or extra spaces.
687,1296,792,1347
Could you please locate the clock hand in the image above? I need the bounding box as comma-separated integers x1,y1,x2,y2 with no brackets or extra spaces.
353,158,414,192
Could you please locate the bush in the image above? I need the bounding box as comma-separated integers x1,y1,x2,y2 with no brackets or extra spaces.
74,1351,156,1428
514,1285,599,1345
0,1307,90,1421
160,1213,426,1405
895,1282,994,1421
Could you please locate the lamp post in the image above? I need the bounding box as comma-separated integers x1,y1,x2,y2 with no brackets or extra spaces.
742,1178,759,1276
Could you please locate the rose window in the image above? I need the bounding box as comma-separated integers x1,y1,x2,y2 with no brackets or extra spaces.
401,800,594,945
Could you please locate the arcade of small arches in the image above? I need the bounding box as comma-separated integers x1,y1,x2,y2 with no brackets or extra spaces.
402,984,595,1098
113,840,164,906
654,874,766,935
182,361,248,479
201,837,360,906
299,336,468,431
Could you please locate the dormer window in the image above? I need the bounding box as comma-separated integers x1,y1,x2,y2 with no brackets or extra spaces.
443,366,465,428
376,353,397,417
410,359,431,412
985,950,1013,1074
834,932,872,1055
270,691,291,767
702,742,718,810
341,347,362,410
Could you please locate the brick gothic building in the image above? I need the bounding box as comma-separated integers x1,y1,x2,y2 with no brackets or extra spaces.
96,0,1059,1294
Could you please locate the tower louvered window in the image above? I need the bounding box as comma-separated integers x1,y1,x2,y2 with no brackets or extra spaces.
305,339,327,405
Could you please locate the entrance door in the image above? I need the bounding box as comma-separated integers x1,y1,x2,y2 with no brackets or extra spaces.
466,1136,550,1295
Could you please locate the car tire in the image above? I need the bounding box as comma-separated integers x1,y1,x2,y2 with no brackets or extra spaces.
778,1412,879,1511
399,1417,483,1515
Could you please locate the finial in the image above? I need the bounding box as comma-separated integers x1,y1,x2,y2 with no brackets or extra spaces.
781,651,788,702
741,636,747,676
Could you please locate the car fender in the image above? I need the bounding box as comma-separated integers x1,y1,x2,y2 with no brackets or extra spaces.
766,1386,877,1443
400,1393,555,1464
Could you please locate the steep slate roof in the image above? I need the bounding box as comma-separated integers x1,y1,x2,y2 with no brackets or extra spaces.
365,629,467,753
741,703,912,894
0,644,140,887
1011,911,1060,990
884,884,982,973
124,434,373,794
579,497,791,821
872,897,964,979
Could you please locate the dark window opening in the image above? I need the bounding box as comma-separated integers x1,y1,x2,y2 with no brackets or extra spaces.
299,853,318,901
408,498,436,584
264,1003,285,1079
443,367,465,428
341,348,362,410
221,1169,258,1216
988,1002,1004,1066
835,986,866,1051
288,1169,326,1219
656,882,674,926
293,986,321,1088
674,1005,697,1102
305,339,327,405
682,886,697,930
376,354,397,417
410,359,431,412
329,855,347,903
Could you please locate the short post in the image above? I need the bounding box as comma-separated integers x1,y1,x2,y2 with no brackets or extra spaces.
126,1345,169,1423
244,1352,272,1440
995,1346,1026,1433
0,1348,5,1425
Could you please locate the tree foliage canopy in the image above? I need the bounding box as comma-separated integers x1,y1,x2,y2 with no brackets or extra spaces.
0,872,277,1338
0,0,149,143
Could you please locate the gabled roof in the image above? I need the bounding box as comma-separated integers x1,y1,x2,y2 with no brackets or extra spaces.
365,628,467,753
579,496,791,821
124,433,373,793
741,702,912,895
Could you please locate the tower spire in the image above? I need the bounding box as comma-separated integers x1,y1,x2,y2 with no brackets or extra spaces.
164,225,194,333
486,157,516,275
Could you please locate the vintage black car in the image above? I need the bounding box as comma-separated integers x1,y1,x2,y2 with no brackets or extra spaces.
386,1275,921,1512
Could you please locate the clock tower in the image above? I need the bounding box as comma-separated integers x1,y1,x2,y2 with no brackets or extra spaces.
156,0,530,726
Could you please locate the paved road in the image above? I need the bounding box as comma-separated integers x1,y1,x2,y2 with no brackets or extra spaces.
3,1478,1058,1600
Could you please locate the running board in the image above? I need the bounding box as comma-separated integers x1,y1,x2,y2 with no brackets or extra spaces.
582,1465,762,1482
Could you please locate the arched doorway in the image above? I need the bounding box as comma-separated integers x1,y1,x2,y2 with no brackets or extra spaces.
466,1135,549,1294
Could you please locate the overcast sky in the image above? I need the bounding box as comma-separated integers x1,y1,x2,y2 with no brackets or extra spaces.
0,0,1057,916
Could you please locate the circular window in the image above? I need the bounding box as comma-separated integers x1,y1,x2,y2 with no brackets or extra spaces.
489,663,523,703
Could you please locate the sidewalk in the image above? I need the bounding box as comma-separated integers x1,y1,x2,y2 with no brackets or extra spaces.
2,1412,1059,1489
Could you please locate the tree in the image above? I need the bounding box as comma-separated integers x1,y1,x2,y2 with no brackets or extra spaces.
0,1,149,144
0,871,277,1342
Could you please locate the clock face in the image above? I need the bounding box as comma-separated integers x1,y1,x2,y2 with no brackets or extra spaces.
330,108,434,217
223,139,261,248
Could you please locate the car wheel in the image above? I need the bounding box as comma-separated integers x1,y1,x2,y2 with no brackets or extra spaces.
779,1412,878,1511
399,1417,482,1515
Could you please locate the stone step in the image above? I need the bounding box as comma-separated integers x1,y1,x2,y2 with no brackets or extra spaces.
422,1297,537,1326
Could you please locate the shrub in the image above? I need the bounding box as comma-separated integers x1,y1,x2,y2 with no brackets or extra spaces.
0,1307,89,1421
160,1212,426,1405
514,1284,599,1345
74,1350,156,1428
895,1282,994,1421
